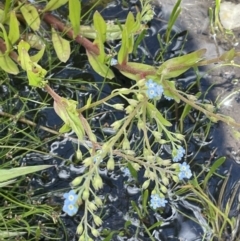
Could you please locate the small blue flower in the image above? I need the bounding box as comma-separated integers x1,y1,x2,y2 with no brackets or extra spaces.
156,85,164,96
178,162,192,180
63,190,78,203
146,88,158,99
145,79,164,99
110,58,118,66
172,146,185,162
145,79,157,89
150,194,168,209
63,201,79,216
63,190,79,216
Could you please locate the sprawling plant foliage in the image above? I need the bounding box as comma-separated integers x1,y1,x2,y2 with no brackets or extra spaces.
0,0,240,240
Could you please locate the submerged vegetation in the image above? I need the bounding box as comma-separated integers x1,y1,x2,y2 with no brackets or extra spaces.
0,0,240,240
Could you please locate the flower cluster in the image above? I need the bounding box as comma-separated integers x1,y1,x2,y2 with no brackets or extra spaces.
62,190,79,216
178,162,192,180
150,194,168,209
145,79,163,99
172,146,185,162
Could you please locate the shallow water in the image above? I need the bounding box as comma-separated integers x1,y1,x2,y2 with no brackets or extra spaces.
1,0,240,240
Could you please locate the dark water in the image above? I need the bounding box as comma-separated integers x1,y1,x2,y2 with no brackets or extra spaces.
1,1,240,241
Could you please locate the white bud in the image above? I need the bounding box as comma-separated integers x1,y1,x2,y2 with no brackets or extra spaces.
107,156,115,170
112,104,124,110
142,179,150,189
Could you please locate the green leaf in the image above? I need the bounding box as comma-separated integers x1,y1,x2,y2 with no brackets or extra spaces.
43,0,68,12
86,50,114,79
30,44,46,63
53,98,85,140
93,11,107,63
52,28,70,63
118,27,128,64
120,62,155,81
0,179,16,187
0,231,26,238
219,48,235,62
0,165,53,182
162,80,180,103
147,102,172,126
93,11,106,43
157,49,206,79
8,11,20,44
127,162,138,180
19,3,40,31
0,23,10,52
17,40,31,71
59,123,71,133
203,157,226,189
69,0,81,37
0,52,19,74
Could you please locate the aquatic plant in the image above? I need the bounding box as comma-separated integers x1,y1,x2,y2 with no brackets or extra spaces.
0,0,239,240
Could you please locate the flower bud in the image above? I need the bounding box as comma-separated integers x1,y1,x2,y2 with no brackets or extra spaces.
132,163,141,171
76,224,83,235
79,235,85,241
125,105,134,114
122,137,130,150
107,156,115,170
92,175,103,190
93,215,102,226
119,88,131,94
91,228,100,237
161,176,169,186
172,175,179,183
111,120,122,130
83,157,93,167
112,104,124,110
76,149,82,160
136,78,146,87
137,119,144,130
95,197,103,207
136,93,144,101
88,202,97,211
71,176,83,187
82,190,89,200
174,133,185,141
127,99,138,106
152,131,162,140
142,179,150,189
160,185,167,193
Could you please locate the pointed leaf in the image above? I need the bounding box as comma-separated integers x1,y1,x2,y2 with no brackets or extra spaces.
8,11,20,44
19,3,40,31
17,40,31,70
43,0,68,12
157,49,206,79
0,165,53,182
0,23,10,52
52,28,70,62
0,52,19,74
118,27,128,64
86,50,114,79
203,157,226,189
30,44,46,63
219,48,235,62
59,123,71,133
93,11,106,43
69,0,81,37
